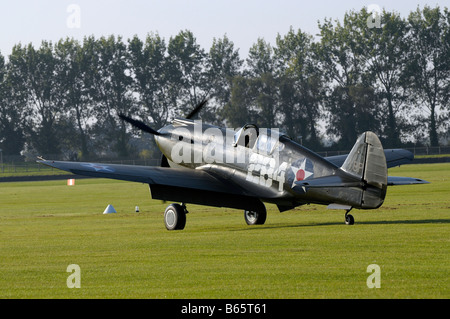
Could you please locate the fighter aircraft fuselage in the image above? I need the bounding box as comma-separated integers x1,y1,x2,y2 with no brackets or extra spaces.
154,118,383,212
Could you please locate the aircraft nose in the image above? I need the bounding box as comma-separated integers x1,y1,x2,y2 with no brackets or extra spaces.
154,131,172,157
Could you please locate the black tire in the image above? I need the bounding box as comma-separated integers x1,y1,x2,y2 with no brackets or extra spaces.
244,208,267,225
345,213,355,225
164,204,186,230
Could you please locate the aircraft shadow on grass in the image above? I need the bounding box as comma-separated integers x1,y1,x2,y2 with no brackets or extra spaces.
230,218,450,231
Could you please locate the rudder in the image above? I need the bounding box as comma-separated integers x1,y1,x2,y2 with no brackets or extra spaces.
341,132,388,209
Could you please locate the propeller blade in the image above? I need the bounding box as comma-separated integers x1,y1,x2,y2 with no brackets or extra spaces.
119,114,163,136
186,98,209,119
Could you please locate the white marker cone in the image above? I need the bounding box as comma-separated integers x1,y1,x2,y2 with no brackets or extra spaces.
103,204,117,214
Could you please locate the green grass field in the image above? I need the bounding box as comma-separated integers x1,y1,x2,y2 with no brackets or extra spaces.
0,163,448,299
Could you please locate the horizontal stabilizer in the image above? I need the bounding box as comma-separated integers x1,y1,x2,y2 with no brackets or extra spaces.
294,175,362,189
387,176,430,186
295,175,430,188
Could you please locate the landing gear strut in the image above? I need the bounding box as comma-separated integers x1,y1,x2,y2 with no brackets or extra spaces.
164,203,188,230
345,209,354,225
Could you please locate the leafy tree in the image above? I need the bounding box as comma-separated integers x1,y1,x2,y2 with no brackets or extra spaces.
0,51,25,156
206,35,243,124
2,8,449,160
54,38,92,159
246,38,275,77
8,42,65,156
224,75,258,127
406,6,450,146
317,11,382,148
128,33,172,129
167,30,210,116
274,27,324,146
225,38,280,129
86,35,136,157
359,9,410,147
252,72,279,128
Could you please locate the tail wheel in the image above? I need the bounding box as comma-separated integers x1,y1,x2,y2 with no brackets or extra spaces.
164,204,186,230
244,208,267,225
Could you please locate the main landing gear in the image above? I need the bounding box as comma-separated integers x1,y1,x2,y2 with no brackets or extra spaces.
163,203,268,230
164,203,188,230
244,206,267,225
345,209,355,225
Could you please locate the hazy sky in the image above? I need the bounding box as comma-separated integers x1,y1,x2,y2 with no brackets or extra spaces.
0,0,446,58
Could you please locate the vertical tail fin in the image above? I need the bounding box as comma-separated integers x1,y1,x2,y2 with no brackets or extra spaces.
341,132,388,208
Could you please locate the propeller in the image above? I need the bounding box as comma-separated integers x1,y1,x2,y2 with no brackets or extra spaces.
118,114,164,136
119,97,209,135
119,98,210,169
185,98,209,120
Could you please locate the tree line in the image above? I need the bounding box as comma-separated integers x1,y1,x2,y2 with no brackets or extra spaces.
0,5,449,161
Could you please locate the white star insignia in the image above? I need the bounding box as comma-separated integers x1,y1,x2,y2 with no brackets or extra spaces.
81,163,114,172
291,159,314,189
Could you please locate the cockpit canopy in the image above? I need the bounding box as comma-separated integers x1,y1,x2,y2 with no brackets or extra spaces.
233,124,287,155
233,124,259,148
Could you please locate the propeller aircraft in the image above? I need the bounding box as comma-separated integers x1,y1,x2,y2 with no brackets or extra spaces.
38,99,429,230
